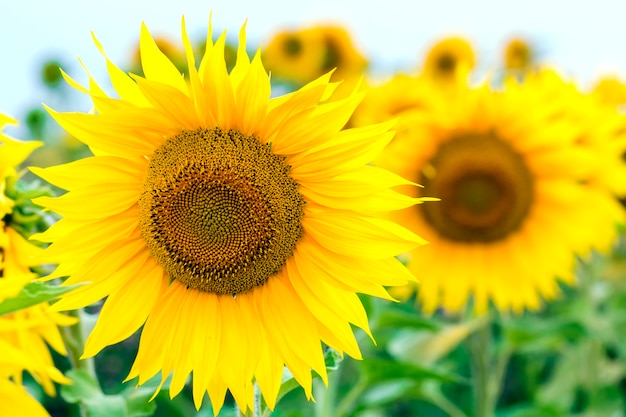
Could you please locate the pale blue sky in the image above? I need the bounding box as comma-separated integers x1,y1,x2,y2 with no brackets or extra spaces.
3,0,626,123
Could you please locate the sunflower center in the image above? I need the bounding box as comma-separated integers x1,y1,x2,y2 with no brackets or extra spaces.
420,132,533,242
437,53,456,74
322,38,341,72
138,127,305,295
284,36,303,56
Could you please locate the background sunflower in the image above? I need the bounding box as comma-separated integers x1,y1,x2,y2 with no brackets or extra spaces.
354,72,626,314
0,116,75,417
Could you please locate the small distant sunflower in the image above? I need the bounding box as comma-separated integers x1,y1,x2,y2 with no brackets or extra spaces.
592,75,626,107
317,25,367,82
421,36,475,83
263,24,366,85
349,74,438,136
31,19,424,414
351,74,438,127
355,71,626,314
0,115,75,416
503,37,534,71
263,27,326,84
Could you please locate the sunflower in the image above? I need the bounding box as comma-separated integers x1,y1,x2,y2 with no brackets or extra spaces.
0,230,74,417
521,70,626,197
263,24,367,86
1,226,75,396
317,25,367,82
31,18,425,414
354,70,626,314
0,342,52,417
591,75,626,107
263,27,327,85
350,74,438,129
421,36,475,83
503,37,534,71
0,115,75,416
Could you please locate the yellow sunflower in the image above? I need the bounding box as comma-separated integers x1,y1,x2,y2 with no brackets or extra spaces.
351,74,438,129
263,27,327,85
528,70,626,197
0,115,75,416
1,226,75,396
354,71,626,314
317,25,367,82
263,24,367,86
31,18,425,414
0,341,52,417
503,37,534,71
421,36,475,83
591,75,626,107
0,228,74,417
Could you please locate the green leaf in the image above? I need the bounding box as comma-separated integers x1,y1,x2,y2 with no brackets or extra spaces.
496,403,566,417
0,281,83,316
360,357,467,385
359,379,419,408
61,369,157,417
388,320,484,366
375,308,442,332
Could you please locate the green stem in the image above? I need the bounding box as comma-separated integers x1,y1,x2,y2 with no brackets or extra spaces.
59,308,98,417
493,344,512,406
61,309,97,376
314,376,336,417
333,378,367,417
429,388,469,417
469,318,495,417
468,315,512,417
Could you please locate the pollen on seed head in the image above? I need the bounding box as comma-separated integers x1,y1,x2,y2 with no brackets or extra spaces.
138,127,305,295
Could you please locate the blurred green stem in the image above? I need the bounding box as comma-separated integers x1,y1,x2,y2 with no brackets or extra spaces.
470,321,491,417
319,360,368,417
469,315,510,417
314,372,337,417
334,377,367,417
60,308,98,417
429,388,469,417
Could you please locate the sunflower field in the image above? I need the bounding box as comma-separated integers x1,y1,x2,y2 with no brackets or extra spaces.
4,7,626,417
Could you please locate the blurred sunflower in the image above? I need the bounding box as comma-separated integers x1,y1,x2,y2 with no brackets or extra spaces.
349,73,438,132
31,18,425,415
503,37,535,71
317,25,367,81
263,24,366,85
0,340,55,417
0,115,75,416
263,27,326,84
421,36,475,84
0,227,75,398
354,70,626,314
591,75,626,107
532,71,626,197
